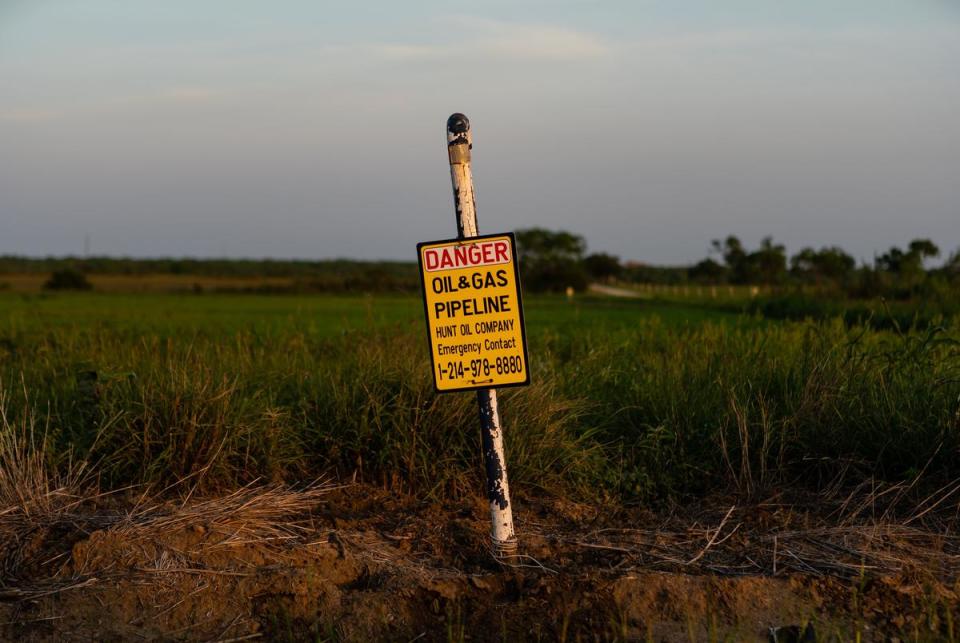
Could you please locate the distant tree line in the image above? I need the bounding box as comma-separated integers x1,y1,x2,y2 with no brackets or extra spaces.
676,235,957,300
0,256,421,293
514,229,958,299
0,255,419,279
4,232,958,299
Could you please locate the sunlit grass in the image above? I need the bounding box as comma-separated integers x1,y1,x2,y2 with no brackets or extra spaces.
1,293,957,504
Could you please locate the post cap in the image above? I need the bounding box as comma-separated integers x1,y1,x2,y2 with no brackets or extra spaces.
446,113,472,148
447,112,469,134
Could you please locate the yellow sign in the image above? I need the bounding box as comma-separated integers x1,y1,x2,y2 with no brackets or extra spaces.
417,233,530,393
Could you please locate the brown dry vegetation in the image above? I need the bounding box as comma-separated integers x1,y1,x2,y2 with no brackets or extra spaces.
2,457,960,641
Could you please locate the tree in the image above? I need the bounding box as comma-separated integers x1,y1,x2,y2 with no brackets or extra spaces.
869,238,940,297
514,228,588,292
44,268,92,291
943,249,960,280
712,235,786,284
908,239,940,263
752,237,788,284
877,239,939,284
583,253,621,282
712,236,745,277
877,239,939,275
790,246,855,284
688,258,727,283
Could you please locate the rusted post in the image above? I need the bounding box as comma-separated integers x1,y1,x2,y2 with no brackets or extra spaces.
446,113,518,557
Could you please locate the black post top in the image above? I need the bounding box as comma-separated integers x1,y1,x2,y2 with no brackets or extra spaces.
446,113,470,135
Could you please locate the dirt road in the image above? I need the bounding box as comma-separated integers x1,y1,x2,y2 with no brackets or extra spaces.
588,283,649,298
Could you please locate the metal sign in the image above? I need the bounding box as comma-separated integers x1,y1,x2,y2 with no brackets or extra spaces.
418,232,529,393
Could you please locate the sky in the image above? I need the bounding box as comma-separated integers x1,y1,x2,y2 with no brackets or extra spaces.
1,1,958,265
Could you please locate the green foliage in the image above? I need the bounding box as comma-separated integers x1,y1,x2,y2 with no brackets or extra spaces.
3,233,958,305
616,236,959,319
620,262,689,285
688,258,727,284
584,252,622,281
44,268,93,291
747,292,960,330
2,293,958,506
868,238,942,295
587,319,959,499
790,246,855,285
712,236,788,284
941,250,960,281
515,228,589,292
0,295,605,499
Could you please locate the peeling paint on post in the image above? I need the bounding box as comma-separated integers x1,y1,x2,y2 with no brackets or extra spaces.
446,113,518,556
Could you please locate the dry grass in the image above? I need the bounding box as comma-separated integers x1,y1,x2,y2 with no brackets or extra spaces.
121,483,337,546
1,460,959,640
555,480,960,583
0,395,339,595
0,391,91,520
0,481,340,600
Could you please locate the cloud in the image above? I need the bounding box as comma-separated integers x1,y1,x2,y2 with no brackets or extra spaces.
0,108,61,122
371,43,443,61
0,86,224,127
162,86,221,103
455,17,612,60
364,17,612,63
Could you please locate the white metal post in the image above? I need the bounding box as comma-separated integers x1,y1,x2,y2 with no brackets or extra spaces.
446,113,518,556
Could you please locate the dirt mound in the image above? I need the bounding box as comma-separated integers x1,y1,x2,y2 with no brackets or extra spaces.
1,484,958,641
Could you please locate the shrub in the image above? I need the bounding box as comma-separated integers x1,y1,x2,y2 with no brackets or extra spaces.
44,268,92,291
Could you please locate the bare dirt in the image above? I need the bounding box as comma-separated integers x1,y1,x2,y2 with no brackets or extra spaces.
2,483,958,642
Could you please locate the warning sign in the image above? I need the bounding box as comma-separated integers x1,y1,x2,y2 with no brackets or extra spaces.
417,232,530,393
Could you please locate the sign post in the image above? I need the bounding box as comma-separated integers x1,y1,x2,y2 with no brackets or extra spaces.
416,113,525,556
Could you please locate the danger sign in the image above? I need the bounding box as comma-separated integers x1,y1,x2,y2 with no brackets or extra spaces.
417,232,530,393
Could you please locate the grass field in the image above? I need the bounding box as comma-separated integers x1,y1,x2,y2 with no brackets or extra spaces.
3,290,960,640
3,291,957,503
2,291,738,334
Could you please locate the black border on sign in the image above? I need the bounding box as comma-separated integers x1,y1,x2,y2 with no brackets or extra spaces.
416,231,531,394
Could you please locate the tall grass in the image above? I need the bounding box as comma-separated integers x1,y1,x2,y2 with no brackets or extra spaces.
745,291,960,330
0,390,90,520
542,318,960,500
2,315,958,504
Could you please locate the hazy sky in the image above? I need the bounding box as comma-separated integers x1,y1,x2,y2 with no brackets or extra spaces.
2,1,958,264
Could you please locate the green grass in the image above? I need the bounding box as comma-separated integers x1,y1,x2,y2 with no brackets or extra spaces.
1,292,421,336
1,291,958,505
0,292,738,336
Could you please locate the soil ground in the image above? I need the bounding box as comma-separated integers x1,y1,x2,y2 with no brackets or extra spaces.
2,484,958,642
